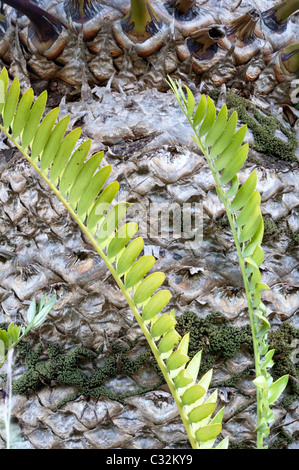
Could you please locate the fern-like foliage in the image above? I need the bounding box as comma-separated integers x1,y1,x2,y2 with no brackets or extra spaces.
168,76,289,449
0,68,228,450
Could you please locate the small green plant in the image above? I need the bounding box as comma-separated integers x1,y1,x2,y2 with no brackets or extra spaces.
168,76,289,449
0,294,56,448
0,67,227,449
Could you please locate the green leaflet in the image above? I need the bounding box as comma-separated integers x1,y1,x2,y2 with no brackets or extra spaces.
210,111,238,158
267,375,289,405
69,152,104,208
134,272,166,305
214,125,247,171
0,67,9,115
31,108,60,161
50,127,82,182
0,69,225,451
167,349,190,371
87,181,119,233
3,78,20,129
230,171,257,212
40,116,70,171
184,85,195,117
174,370,194,388
205,105,228,148
224,175,239,199
158,328,181,354
220,143,249,185
12,88,34,139
193,95,207,127
238,205,262,243
59,139,91,196
235,190,261,227
181,384,206,405
77,164,112,219
189,403,217,423
22,90,47,149
198,96,216,137
117,237,144,276
141,288,171,321
151,313,176,338
186,351,202,381
196,424,222,443
107,222,139,260
97,202,128,247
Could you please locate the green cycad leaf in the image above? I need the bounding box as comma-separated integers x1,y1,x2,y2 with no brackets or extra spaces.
50,127,81,181
87,181,119,233
193,95,207,127
134,272,166,305
31,108,60,160
142,289,172,321
214,125,247,171
12,88,34,139
235,190,261,227
22,90,47,148
40,115,70,171
69,152,104,208
198,96,216,137
196,424,222,443
181,384,206,405
59,139,91,196
220,143,249,185
189,402,217,423
210,111,238,158
151,313,176,338
117,237,144,276
107,222,139,260
3,78,20,129
205,105,228,148
230,171,257,212
77,164,112,219
169,80,290,449
97,202,127,247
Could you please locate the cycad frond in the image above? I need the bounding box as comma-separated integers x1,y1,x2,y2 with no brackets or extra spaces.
0,67,227,450
168,76,289,449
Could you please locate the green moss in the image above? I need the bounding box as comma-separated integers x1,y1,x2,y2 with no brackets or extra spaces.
269,428,294,449
268,322,299,408
175,311,253,376
209,90,298,162
263,216,284,240
12,339,164,408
